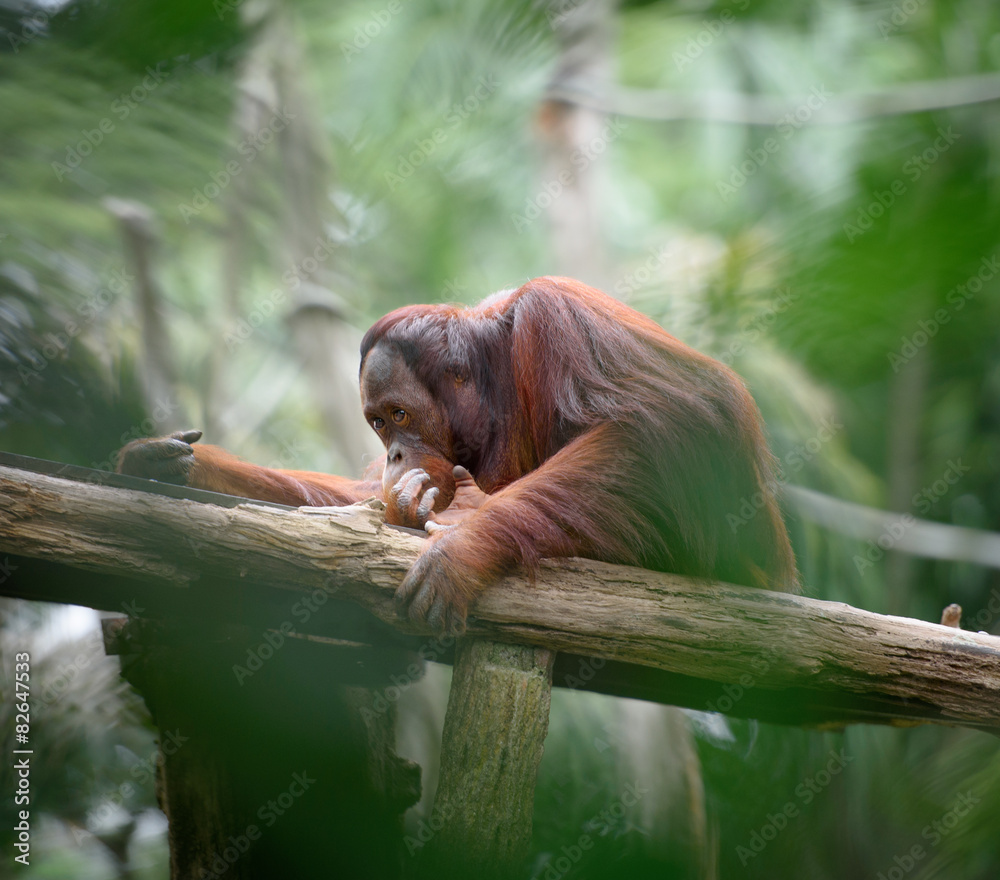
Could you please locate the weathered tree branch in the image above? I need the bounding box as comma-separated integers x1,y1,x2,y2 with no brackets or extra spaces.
1,462,999,732
786,484,1000,569
547,72,1000,125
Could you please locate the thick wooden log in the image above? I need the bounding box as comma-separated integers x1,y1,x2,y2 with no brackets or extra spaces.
2,463,1000,731
421,640,555,877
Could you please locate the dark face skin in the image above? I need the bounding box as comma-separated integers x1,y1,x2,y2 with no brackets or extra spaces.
360,344,458,525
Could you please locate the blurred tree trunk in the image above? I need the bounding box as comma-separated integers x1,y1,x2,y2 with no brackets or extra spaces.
537,0,617,290
886,333,929,613
105,197,187,432
213,1,380,473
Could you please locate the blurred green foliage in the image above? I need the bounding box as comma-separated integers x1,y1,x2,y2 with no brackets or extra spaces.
1,0,999,876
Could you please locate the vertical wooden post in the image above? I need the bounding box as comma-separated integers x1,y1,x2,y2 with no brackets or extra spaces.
102,617,421,880
424,639,555,878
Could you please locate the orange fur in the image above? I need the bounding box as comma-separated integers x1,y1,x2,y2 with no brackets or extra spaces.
121,276,798,631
